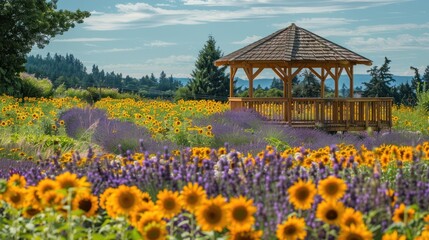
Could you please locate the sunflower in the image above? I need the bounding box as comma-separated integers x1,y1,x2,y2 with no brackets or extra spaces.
109,185,142,216
137,211,165,234
318,176,347,201
72,192,99,217
55,172,90,191
382,231,406,240
340,208,364,228
141,191,152,203
416,230,429,240
226,196,257,231
316,201,345,225
276,216,307,240
229,229,263,240
180,182,207,213
195,195,228,232
41,191,64,208
37,178,60,199
22,206,41,218
140,221,167,240
99,187,116,209
338,224,373,240
386,189,397,206
3,186,27,209
129,201,155,227
25,186,43,209
7,174,26,188
288,179,317,210
392,203,415,223
156,189,182,219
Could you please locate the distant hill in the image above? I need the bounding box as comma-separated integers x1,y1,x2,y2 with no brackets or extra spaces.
176,74,412,90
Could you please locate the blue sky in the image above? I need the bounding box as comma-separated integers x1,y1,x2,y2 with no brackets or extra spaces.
31,0,429,79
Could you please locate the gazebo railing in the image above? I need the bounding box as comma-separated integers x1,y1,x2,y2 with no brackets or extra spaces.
229,97,393,130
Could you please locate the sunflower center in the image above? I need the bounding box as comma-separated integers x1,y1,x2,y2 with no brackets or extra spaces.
79,199,93,212
398,212,405,221
326,209,338,220
296,187,310,201
146,226,161,240
61,180,77,189
232,206,248,222
41,185,54,193
163,197,177,211
283,224,297,236
25,208,40,217
118,193,136,209
186,194,199,205
203,205,222,224
345,233,364,240
10,192,21,203
325,182,339,195
235,233,254,240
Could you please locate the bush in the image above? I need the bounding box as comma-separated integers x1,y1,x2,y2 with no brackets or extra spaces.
16,73,53,100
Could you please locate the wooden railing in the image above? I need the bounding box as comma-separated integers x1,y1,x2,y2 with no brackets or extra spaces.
229,97,393,131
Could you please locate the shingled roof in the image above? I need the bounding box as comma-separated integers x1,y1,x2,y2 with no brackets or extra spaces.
215,23,372,66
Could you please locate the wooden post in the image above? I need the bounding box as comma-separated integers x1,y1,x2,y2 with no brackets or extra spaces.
229,66,237,97
349,66,354,98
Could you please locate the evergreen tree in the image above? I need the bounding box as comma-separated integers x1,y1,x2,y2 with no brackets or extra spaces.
410,66,422,92
158,71,170,91
423,66,429,91
187,36,229,100
270,77,283,90
362,57,394,97
299,70,320,97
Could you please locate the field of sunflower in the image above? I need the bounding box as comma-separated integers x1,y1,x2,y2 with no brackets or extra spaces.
1,95,429,239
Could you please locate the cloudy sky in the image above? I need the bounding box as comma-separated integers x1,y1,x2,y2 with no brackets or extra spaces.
30,0,428,79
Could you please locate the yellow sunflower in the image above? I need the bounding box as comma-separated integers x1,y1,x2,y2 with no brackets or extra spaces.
41,191,64,208
140,221,167,240
37,178,60,199
276,216,307,240
195,195,228,232
318,176,347,201
229,229,263,240
72,192,99,217
136,211,165,234
392,203,415,223
108,185,143,216
382,230,406,240
340,208,364,228
156,189,182,219
416,230,429,240
99,187,116,209
141,191,152,203
25,186,43,209
316,201,345,225
3,186,27,209
226,196,257,231
129,201,155,227
7,174,26,188
55,172,90,191
386,189,397,207
338,224,373,240
22,206,41,218
180,182,207,213
288,179,317,210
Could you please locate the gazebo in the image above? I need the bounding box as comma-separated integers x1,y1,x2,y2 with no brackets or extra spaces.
214,23,392,131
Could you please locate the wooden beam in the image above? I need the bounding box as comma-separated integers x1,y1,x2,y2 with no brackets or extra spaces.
321,80,325,98
229,67,237,97
344,65,354,98
244,67,254,98
308,67,324,80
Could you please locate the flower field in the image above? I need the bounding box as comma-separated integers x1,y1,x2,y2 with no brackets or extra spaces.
1,95,429,239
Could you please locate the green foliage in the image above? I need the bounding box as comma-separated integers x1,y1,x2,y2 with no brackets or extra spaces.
363,57,395,97
174,87,193,101
187,36,230,101
16,73,53,100
295,70,321,97
416,83,429,112
0,0,90,95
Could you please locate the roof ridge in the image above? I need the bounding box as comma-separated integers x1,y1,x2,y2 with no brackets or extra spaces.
229,24,293,62
284,23,296,61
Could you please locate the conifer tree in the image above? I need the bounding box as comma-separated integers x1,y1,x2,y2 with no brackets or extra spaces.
187,36,229,100
362,57,394,97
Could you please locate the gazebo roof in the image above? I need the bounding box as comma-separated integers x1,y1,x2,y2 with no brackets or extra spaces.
215,23,372,66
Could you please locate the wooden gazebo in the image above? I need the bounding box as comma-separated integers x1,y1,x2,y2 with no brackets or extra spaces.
214,23,392,131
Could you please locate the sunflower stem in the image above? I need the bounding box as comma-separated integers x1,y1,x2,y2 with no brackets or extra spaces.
66,188,73,240
324,224,330,240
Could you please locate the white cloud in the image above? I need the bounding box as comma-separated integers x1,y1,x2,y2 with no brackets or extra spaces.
232,35,262,44
100,55,195,78
88,47,142,54
144,40,177,47
54,38,117,42
84,1,403,30
90,11,105,15
346,34,429,52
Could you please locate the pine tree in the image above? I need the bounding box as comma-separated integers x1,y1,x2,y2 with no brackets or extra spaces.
410,66,422,92
187,36,229,100
423,66,429,91
362,57,394,97
300,70,320,97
